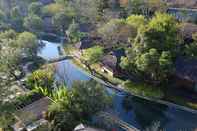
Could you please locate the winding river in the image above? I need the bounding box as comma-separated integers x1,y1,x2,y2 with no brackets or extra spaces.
38,40,197,131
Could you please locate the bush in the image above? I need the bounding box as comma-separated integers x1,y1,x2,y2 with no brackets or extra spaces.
26,69,54,89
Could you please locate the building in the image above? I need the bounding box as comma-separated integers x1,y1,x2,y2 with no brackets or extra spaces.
101,49,125,77
12,97,52,131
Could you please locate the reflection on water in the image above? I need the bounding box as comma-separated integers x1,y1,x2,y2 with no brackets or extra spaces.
38,40,197,131
37,40,60,60
54,60,91,87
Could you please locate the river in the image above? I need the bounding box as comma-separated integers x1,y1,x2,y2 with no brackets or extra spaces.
38,40,197,131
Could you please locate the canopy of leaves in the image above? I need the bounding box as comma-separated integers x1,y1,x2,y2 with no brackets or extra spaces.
17,31,38,57
122,13,178,83
28,2,43,16
24,14,43,33
47,80,111,130
83,46,104,65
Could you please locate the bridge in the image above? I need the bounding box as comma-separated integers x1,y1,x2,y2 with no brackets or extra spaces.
47,55,73,63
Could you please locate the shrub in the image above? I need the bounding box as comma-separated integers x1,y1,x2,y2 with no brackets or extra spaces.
26,69,54,90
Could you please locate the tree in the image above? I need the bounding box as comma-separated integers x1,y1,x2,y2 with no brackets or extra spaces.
159,51,173,74
98,19,136,48
83,46,104,65
0,9,5,22
67,20,86,43
0,29,17,40
24,14,43,34
126,15,146,29
47,80,111,131
135,48,160,81
0,41,21,80
10,6,24,31
42,3,65,16
71,0,102,23
27,69,54,90
121,13,179,83
28,2,43,16
52,11,72,34
17,32,38,57
145,13,180,54
0,30,21,80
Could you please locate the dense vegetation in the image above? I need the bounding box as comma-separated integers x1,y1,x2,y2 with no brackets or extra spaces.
1,0,197,130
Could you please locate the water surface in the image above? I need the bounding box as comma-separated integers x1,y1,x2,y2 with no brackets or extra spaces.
38,40,197,131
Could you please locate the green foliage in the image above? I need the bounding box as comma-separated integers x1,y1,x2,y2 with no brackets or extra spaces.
159,51,173,72
126,15,146,28
42,3,65,16
122,13,179,83
124,80,164,99
52,11,72,33
47,80,111,130
28,2,43,16
24,14,43,33
17,31,38,57
0,29,17,40
27,69,54,90
0,102,16,131
98,19,136,47
0,40,21,80
71,0,102,23
0,9,5,22
135,48,159,75
67,21,87,43
10,6,24,31
83,46,104,65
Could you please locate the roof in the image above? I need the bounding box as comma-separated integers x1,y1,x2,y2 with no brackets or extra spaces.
175,57,197,83
75,37,93,49
14,97,52,124
102,55,118,72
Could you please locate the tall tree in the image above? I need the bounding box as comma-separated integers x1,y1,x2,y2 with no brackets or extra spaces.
24,14,43,34
17,32,38,57
28,2,43,16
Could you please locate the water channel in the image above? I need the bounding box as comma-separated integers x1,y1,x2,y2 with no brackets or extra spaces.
38,40,197,131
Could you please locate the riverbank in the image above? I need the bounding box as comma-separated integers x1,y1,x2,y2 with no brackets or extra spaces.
66,46,197,112
27,40,197,130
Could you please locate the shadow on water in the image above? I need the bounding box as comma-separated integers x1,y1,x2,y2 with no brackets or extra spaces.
38,40,197,131
122,95,168,130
